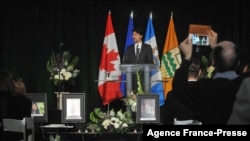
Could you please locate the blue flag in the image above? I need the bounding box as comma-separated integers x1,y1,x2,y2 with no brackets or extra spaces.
144,12,165,106
121,11,134,96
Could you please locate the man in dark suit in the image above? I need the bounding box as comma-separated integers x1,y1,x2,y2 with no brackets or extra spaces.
123,28,154,93
123,28,153,64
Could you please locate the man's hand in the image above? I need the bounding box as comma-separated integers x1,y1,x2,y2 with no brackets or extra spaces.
179,37,193,61
207,29,218,49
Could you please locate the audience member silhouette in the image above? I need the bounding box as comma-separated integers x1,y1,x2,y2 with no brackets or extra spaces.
0,69,15,141
5,76,32,141
174,29,243,124
163,57,202,124
227,77,250,124
6,76,32,119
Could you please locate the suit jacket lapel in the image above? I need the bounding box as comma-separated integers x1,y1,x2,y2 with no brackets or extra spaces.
139,44,145,58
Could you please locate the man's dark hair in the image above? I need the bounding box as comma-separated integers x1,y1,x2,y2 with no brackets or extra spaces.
132,28,144,35
188,57,201,77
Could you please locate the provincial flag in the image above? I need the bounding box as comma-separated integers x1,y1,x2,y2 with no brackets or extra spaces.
160,13,181,98
144,12,165,106
98,11,122,105
121,11,134,96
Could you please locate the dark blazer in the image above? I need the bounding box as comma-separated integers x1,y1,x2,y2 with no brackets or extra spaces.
163,89,199,124
6,95,32,119
0,91,12,141
228,77,250,124
4,94,32,141
123,43,154,64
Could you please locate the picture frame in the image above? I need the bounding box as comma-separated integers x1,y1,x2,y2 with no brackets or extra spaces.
136,94,160,123
26,93,48,123
61,93,85,123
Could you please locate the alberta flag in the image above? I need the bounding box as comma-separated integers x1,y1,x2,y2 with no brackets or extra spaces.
121,11,134,96
144,12,165,106
98,11,122,105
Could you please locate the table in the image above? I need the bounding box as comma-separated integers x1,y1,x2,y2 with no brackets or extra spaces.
39,124,73,140
39,124,142,141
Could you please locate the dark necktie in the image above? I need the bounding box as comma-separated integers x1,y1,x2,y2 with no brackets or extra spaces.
136,45,140,62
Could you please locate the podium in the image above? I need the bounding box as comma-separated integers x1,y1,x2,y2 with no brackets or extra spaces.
120,64,158,95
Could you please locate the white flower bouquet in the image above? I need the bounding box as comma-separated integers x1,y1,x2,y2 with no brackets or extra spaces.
87,108,134,134
47,50,80,86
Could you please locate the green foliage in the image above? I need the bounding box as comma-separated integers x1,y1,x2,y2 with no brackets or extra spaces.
136,70,144,94
49,134,61,141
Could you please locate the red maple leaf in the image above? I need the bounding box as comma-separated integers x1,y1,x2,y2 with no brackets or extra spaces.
100,45,119,72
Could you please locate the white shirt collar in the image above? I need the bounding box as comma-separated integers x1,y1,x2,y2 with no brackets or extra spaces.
135,43,141,49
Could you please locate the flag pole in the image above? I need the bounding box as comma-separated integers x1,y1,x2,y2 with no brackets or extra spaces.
107,104,110,115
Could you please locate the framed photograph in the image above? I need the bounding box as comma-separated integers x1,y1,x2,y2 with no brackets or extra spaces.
136,94,160,123
26,93,48,123
61,93,85,123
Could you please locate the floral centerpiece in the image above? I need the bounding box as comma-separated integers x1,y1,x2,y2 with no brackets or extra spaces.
46,50,80,89
122,70,144,113
122,91,137,112
87,108,134,134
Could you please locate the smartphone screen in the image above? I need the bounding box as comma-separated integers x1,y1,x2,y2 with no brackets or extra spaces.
189,34,209,46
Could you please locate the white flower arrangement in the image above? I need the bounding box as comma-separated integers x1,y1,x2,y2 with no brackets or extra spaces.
47,50,80,86
122,91,137,112
122,69,144,112
87,108,134,134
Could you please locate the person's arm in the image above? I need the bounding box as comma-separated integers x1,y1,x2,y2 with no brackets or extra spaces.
206,29,218,74
207,29,218,49
172,37,192,98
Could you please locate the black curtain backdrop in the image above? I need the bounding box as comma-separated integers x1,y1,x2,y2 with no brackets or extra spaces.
1,0,250,122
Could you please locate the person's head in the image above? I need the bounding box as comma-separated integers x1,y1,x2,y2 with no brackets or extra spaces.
32,102,39,112
188,57,201,80
132,28,143,44
13,76,26,95
237,50,250,74
212,41,239,72
0,69,15,93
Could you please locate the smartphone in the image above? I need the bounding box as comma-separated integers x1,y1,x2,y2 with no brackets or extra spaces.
189,24,211,46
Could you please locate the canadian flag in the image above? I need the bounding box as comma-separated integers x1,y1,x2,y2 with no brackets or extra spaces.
98,11,122,105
